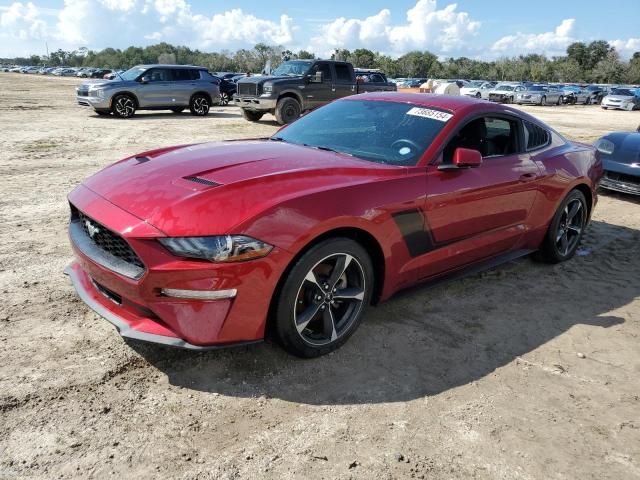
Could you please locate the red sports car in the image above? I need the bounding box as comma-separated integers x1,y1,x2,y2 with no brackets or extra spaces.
65,93,602,357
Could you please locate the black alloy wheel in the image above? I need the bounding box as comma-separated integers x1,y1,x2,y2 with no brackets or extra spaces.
537,189,587,263
111,94,136,118
189,94,210,116
274,238,373,357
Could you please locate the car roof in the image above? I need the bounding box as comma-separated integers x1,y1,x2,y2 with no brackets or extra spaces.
134,64,206,69
346,92,514,113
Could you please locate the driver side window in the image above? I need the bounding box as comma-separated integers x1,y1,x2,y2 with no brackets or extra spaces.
442,116,519,163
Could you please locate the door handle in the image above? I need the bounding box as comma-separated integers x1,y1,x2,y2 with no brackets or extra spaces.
519,173,537,182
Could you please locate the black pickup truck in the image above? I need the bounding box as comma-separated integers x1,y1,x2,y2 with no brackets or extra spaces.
234,60,396,124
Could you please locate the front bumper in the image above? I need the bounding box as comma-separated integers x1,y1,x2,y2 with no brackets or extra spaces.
76,95,110,109
601,101,634,111
65,185,292,349
234,96,277,111
600,170,640,195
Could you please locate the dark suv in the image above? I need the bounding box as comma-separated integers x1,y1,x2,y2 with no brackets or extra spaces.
76,64,221,118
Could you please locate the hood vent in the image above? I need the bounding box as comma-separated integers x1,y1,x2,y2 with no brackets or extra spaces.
135,156,151,163
183,176,219,187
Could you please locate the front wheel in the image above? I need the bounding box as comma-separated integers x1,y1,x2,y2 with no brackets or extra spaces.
111,94,136,118
273,238,374,358
540,96,547,106
536,189,587,263
241,109,264,122
275,97,301,125
219,92,230,106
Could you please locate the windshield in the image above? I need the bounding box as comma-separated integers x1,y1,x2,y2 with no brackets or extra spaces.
272,100,450,166
610,88,634,96
469,81,483,87
495,85,514,91
528,85,547,91
119,66,147,81
272,60,313,76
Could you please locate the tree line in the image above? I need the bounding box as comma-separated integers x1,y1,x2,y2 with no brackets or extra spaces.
3,40,639,84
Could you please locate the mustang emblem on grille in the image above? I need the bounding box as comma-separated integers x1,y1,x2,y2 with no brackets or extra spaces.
85,220,100,238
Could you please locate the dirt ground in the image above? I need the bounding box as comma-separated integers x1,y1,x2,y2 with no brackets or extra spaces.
1,74,639,480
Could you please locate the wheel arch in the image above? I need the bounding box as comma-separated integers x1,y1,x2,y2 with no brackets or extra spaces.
265,226,386,338
277,90,303,107
190,91,213,104
111,91,139,107
573,182,593,219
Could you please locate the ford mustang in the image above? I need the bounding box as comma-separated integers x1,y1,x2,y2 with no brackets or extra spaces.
65,93,602,357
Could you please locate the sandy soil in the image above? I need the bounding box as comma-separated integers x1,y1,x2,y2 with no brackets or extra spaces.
1,74,639,480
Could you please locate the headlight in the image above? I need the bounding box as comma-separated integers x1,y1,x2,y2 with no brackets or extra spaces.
594,138,615,155
263,84,273,93
159,235,273,262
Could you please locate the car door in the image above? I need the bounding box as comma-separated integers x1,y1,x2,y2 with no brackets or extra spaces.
305,62,334,108
138,68,173,107
170,68,198,106
418,115,541,278
332,63,357,99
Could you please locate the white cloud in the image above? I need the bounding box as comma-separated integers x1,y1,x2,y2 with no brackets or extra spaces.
310,0,480,56
491,19,576,57
0,2,47,41
609,38,640,58
0,0,296,56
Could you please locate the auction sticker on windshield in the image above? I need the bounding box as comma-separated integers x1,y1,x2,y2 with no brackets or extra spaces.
407,107,453,122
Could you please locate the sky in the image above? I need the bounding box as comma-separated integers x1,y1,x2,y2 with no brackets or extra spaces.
1,0,639,60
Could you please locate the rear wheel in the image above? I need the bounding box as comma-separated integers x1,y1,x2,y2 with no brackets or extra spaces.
273,238,374,358
275,97,301,125
540,96,547,106
537,189,587,263
241,109,264,122
556,96,561,105
219,92,230,106
111,94,136,118
189,94,210,116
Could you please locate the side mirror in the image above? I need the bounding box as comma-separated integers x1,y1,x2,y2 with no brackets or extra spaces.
140,76,150,84
453,147,482,168
439,148,482,170
308,71,322,83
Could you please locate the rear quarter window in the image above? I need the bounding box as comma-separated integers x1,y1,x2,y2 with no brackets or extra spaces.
524,121,550,151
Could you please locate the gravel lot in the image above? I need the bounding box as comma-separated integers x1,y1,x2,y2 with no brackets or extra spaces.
1,74,639,480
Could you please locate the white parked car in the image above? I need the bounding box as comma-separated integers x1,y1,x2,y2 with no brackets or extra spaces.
601,88,640,111
461,81,496,99
488,83,525,103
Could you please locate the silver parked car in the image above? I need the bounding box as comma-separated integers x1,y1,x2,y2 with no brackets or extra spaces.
76,64,221,118
601,88,640,111
488,83,525,103
515,85,563,106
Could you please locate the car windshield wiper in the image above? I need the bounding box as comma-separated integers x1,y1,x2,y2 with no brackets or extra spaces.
303,144,353,157
270,137,286,142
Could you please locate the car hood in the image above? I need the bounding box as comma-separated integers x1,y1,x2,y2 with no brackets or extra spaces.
604,95,635,101
601,133,640,166
81,140,401,236
79,79,118,88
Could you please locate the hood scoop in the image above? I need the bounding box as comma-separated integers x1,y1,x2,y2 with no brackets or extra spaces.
182,176,219,187
135,156,151,163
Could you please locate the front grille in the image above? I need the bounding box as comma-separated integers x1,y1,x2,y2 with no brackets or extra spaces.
237,82,258,96
604,170,640,185
70,205,145,279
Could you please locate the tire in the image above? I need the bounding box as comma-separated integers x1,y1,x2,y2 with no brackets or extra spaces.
585,96,591,105
241,109,264,122
556,96,561,105
189,94,210,116
171,107,185,114
111,94,136,118
540,96,547,106
275,97,301,125
475,92,481,98
219,92,230,106
536,189,587,264
95,109,110,116
602,106,608,110
273,238,374,358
